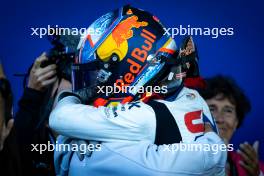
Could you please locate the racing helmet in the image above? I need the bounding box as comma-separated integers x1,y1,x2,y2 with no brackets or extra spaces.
72,5,178,107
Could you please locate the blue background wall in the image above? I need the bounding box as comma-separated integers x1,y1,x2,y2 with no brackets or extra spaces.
1,0,263,160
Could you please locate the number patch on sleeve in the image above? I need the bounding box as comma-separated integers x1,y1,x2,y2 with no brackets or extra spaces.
184,110,204,133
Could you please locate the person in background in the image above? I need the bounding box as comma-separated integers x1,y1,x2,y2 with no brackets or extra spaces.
0,61,22,176
14,53,71,176
199,75,264,176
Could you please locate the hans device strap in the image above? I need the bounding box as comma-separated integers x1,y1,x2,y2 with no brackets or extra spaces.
147,100,182,145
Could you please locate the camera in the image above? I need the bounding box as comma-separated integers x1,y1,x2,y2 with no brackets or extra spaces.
40,29,80,81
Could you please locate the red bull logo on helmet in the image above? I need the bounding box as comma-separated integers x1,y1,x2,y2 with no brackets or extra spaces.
96,12,149,62
112,15,148,47
115,28,157,87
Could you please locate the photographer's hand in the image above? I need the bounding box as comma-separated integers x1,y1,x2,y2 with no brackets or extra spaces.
28,52,57,91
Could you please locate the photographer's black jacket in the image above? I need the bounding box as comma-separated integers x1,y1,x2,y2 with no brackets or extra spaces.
14,87,55,176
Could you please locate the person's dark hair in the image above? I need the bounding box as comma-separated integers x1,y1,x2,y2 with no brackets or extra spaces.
199,75,251,128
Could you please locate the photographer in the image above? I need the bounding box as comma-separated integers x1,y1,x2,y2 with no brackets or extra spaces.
14,52,72,176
